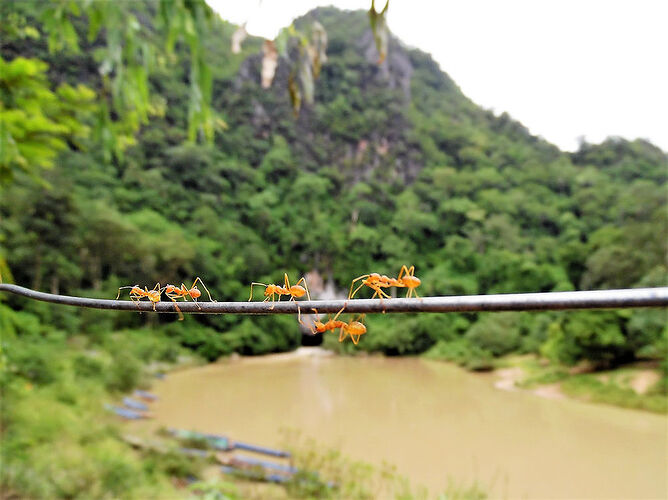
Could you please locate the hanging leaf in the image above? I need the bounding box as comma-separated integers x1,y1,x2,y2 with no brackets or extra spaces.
261,39,279,89
368,0,389,64
287,71,301,117
231,23,247,54
309,21,328,79
298,53,314,106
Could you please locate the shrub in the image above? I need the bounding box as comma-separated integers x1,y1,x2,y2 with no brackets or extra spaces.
424,339,494,371
105,351,142,392
465,312,522,357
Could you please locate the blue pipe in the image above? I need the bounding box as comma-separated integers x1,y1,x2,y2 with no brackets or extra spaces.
123,397,148,411
134,390,158,401
104,404,146,420
234,441,291,458
233,455,298,474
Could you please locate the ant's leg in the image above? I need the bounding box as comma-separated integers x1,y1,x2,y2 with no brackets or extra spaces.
173,302,184,321
166,293,184,320
129,295,142,310
351,334,360,345
192,277,215,301
374,285,391,299
249,282,268,301
397,265,410,280
283,273,291,290
349,282,368,300
338,326,348,343
332,305,347,322
348,275,369,299
116,285,137,300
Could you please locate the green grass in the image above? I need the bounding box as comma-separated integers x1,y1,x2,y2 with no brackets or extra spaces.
561,374,667,413
510,356,667,414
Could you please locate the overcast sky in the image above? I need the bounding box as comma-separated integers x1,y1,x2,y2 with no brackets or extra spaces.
207,0,668,152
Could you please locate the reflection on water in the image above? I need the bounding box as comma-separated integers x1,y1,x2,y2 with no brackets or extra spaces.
143,351,667,498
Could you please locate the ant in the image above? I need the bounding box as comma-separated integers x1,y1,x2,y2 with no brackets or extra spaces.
393,265,421,298
309,307,367,345
249,273,311,321
349,266,421,300
348,273,393,300
164,277,215,320
116,283,163,311
338,313,367,345
308,307,347,334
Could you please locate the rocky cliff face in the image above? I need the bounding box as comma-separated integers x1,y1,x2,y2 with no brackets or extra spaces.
223,7,553,186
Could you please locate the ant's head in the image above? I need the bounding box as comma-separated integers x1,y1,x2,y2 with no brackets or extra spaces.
130,286,143,295
164,284,176,294
314,320,326,332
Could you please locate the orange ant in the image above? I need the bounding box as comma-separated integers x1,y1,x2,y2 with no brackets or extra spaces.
338,313,367,345
308,307,347,334
309,307,367,345
164,277,215,320
349,266,421,300
392,265,421,298
248,273,311,321
348,273,393,300
116,283,163,310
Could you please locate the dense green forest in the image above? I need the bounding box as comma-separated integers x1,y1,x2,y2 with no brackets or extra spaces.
1,1,666,497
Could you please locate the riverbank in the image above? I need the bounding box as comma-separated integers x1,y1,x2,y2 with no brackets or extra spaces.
491,355,667,413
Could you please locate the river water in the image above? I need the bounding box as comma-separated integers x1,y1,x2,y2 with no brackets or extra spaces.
143,351,667,498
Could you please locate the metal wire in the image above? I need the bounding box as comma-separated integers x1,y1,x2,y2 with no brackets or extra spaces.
1,284,667,316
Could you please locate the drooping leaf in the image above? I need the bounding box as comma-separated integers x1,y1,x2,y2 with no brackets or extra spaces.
287,71,301,117
298,53,314,106
309,21,328,79
368,0,390,64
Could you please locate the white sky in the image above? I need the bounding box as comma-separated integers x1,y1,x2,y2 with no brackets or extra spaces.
207,0,668,152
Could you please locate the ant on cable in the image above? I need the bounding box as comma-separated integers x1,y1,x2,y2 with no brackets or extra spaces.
309,306,367,345
116,283,163,311
164,277,215,320
385,265,422,298
248,273,311,322
348,273,392,300
349,266,421,300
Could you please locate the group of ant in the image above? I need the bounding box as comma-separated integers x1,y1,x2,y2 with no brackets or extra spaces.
115,278,214,321
116,265,421,345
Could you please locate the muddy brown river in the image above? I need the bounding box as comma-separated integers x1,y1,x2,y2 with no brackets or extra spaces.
141,350,667,498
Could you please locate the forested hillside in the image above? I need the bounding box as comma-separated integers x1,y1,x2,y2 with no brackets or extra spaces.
2,4,666,365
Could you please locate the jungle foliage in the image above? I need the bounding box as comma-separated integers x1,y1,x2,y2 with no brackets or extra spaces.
1,3,666,367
